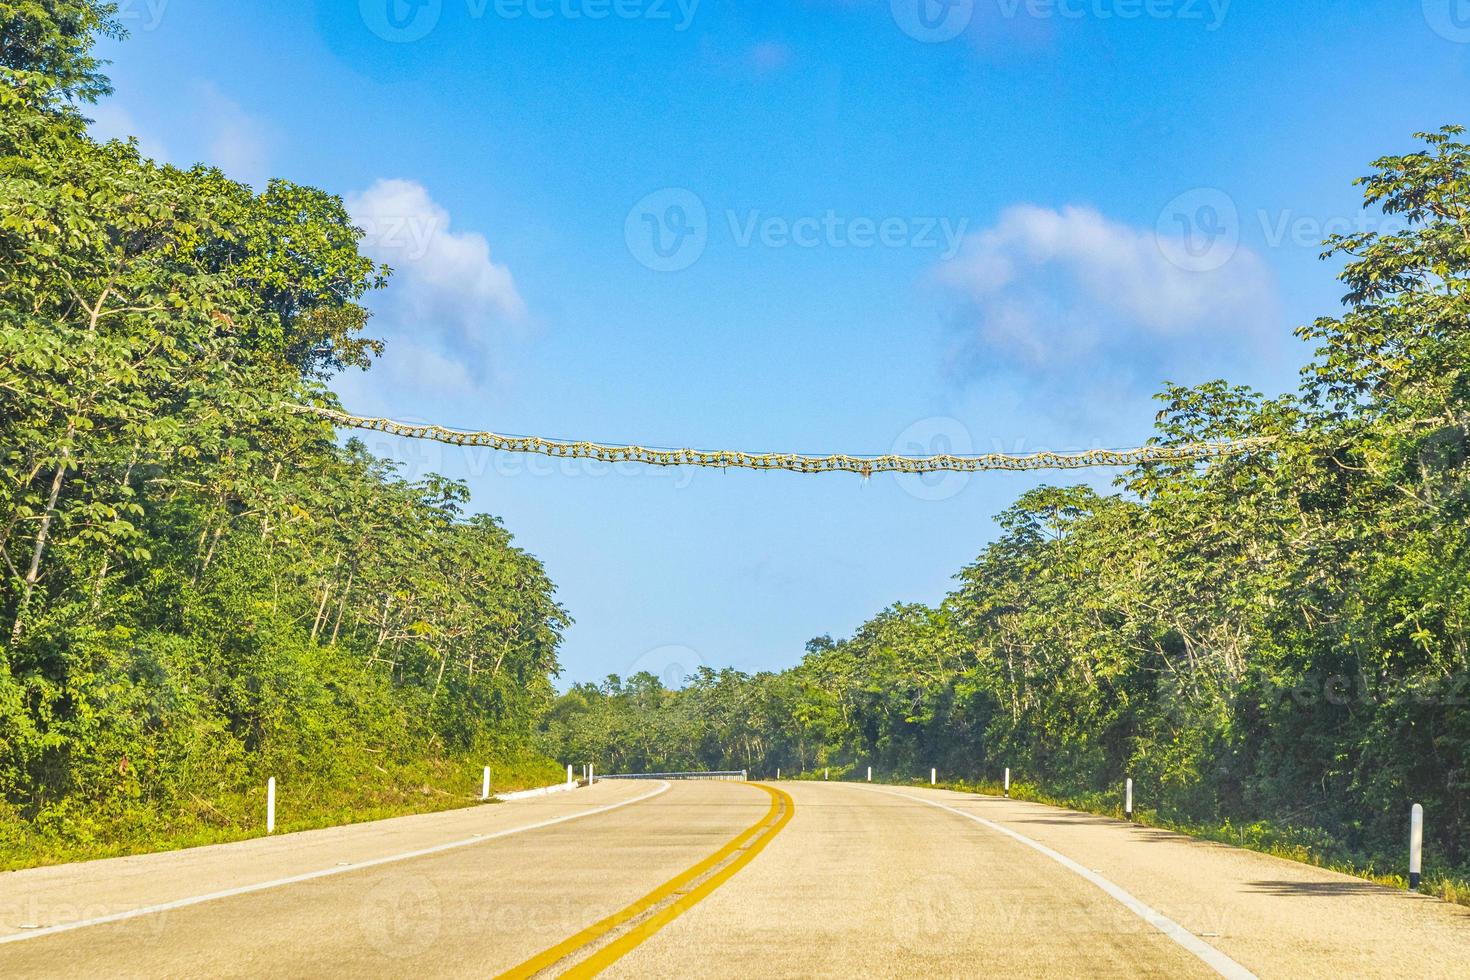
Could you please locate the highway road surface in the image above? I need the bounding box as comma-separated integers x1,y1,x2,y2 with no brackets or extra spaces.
2,779,1467,978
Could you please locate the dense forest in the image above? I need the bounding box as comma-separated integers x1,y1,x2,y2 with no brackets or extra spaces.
0,3,566,863
542,130,1470,888
3,3,1468,899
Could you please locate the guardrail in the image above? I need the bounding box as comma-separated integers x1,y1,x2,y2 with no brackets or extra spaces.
595,770,747,781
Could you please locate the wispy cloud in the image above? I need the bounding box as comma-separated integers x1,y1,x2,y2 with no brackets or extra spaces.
333,334,485,421
939,203,1277,366
346,178,525,390
86,103,169,162
197,84,274,188
697,37,796,79
933,204,1282,433
748,40,793,74
86,87,272,186
349,178,524,329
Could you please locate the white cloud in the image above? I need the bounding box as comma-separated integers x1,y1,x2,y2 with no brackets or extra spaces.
197,84,273,188
748,41,793,74
347,179,525,381
334,337,482,413
931,203,1284,440
87,103,169,162
937,204,1279,373
85,88,273,187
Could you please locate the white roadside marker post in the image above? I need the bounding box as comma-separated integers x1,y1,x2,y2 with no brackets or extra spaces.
266,777,276,835
1003,767,1010,798
481,766,491,801
566,763,573,787
589,763,595,785
867,766,872,782
776,767,781,780
1125,778,1133,820
1409,803,1424,891
931,768,937,786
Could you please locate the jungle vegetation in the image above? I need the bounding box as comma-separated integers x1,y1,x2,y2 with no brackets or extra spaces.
541,128,1470,891
0,2,566,865
3,4,1467,900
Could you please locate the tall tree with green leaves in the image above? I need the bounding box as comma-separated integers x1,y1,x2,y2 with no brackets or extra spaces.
0,1,570,859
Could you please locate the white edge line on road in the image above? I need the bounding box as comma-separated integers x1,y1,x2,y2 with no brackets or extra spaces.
0,781,671,946
494,781,580,802
878,789,1258,980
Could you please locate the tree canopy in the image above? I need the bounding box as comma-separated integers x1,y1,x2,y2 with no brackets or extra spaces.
4,2,1467,892
541,126,1470,882
1,0,567,856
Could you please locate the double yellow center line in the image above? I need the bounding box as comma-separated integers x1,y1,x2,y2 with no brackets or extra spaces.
497,782,794,978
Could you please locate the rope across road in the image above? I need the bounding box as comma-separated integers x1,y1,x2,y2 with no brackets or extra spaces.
292,405,1273,475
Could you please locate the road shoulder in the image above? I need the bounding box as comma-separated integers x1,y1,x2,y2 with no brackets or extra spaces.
0,779,659,941
892,784,1470,978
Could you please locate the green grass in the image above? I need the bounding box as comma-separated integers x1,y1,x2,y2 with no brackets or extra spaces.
0,750,565,872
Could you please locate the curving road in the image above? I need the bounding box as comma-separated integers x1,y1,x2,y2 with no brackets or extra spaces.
1,779,1467,978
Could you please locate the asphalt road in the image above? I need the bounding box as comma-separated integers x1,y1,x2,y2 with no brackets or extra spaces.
2,779,1467,978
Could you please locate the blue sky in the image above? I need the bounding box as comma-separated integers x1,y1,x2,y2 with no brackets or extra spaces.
94,1,1469,685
